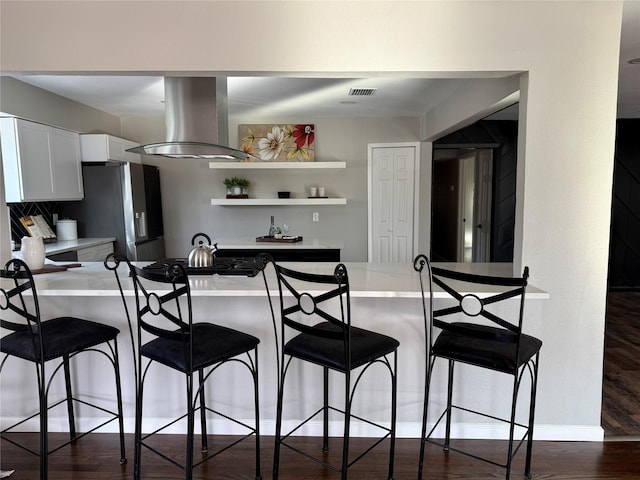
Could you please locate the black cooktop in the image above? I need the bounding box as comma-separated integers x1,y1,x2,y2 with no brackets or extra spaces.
143,257,260,277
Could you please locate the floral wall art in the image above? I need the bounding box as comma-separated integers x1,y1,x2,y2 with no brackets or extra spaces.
239,124,315,161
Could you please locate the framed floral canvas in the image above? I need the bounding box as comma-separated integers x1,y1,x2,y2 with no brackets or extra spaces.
238,124,315,161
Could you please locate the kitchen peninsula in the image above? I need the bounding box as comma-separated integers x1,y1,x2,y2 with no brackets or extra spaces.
0,261,555,442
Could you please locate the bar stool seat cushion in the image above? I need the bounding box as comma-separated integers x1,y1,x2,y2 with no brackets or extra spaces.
432,322,542,373
284,321,400,372
0,316,120,362
141,323,260,372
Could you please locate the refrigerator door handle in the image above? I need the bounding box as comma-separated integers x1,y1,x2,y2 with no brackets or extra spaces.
135,211,147,238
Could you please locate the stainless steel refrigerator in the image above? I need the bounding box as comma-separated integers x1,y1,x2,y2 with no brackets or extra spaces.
60,162,165,261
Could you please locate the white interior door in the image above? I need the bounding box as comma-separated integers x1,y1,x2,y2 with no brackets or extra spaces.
472,149,493,262
458,152,476,262
369,144,417,262
371,147,394,262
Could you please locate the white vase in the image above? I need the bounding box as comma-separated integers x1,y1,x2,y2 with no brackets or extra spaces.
20,236,45,270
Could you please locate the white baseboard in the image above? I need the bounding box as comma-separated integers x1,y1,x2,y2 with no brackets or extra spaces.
2,417,604,442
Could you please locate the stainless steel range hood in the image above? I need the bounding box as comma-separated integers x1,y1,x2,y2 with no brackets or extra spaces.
127,77,257,160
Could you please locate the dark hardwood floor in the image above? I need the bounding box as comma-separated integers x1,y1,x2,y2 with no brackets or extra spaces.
602,291,640,437
1,433,640,479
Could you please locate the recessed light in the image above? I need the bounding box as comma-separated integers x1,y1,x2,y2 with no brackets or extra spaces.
628,57,640,65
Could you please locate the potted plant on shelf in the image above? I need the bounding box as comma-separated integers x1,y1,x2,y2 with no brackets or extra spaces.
224,177,250,198
236,177,250,195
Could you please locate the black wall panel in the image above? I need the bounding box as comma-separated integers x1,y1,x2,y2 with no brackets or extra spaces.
608,119,640,290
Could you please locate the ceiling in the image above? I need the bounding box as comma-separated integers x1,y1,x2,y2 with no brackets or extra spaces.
5,2,639,121
6,75,475,119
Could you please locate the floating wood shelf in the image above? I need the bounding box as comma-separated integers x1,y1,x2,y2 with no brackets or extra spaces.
210,198,347,206
209,161,346,169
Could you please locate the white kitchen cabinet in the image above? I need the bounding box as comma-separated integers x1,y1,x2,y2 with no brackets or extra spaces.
0,117,84,202
76,242,114,262
80,134,141,163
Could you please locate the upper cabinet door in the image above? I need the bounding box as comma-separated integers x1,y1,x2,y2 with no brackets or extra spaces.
50,127,84,200
0,117,83,202
80,134,141,163
14,120,55,201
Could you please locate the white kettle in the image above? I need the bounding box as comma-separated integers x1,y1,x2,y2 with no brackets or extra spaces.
21,236,46,270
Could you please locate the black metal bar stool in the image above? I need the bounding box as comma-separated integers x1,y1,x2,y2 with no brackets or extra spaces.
106,253,261,480
0,258,126,479
257,254,399,480
414,254,542,480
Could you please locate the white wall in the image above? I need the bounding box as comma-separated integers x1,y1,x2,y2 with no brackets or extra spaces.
0,0,623,438
123,114,420,261
0,76,122,136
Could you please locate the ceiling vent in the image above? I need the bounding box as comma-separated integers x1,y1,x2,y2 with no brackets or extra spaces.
348,87,377,96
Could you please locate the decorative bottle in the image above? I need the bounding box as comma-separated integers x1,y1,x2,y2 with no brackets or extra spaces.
268,216,276,237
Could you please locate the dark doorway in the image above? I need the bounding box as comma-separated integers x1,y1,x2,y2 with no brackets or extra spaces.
432,150,460,262
431,119,518,262
431,148,493,262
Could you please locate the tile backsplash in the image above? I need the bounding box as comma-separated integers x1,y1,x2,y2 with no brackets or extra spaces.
8,202,61,244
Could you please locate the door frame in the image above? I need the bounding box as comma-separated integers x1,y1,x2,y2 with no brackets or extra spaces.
367,142,421,262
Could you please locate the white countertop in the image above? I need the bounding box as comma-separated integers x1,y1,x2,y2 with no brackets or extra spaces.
21,261,548,299
43,238,115,255
213,237,343,250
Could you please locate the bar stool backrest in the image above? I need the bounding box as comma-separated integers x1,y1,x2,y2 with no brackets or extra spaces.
0,259,44,361
105,253,194,375
414,254,530,374
256,254,352,368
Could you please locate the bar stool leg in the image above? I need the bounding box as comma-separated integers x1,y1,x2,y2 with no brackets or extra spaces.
323,366,329,452
186,373,195,480
37,362,49,480
199,369,208,453
444,360,455,451
341,370,351,480
505,376,520,480
63,355,77,443
253,347,262,480
388,351,397,480
111,340,127,464
273,371,285,480
524,355,540,479
417,356,433,480
134,376,144,480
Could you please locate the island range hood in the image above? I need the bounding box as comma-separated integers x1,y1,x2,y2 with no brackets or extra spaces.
127,77,257,160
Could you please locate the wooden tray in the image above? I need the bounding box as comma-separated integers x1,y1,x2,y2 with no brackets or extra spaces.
256,236,303,243
31,263,82,275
